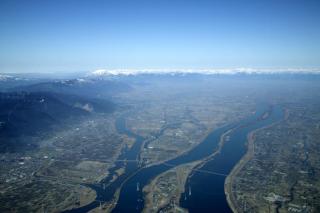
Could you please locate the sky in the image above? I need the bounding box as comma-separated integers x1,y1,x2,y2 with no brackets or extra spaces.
0,0,320,73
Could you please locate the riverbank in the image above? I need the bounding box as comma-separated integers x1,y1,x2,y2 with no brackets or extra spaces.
224,128,257,213
112,105,271,212
142,161,199,213
225,107,285,213
140,124,238,212
61,186,97,212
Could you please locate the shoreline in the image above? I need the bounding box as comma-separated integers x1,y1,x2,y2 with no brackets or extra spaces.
142,161,200,213
186,126,236,182
224,107,286,213
110,120,239,212
138,114,250,212
107,113,252,212
142,111,252,169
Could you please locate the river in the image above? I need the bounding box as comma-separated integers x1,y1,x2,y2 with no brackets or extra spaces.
112,104,283,212
66,104,283,213
180,105,283,212
64,112,145,213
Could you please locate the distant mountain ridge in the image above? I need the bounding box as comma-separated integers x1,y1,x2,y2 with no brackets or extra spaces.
0,91,115,152
88,68,320,77
9,78,131,98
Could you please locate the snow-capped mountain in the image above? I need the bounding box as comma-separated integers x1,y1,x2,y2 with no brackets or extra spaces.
0,74,14,81
88,67,320,77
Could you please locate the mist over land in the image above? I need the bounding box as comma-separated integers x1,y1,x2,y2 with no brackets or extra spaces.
1,72,320,212
1,0,320,212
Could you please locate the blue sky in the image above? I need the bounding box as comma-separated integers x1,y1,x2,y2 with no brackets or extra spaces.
0,0,320,73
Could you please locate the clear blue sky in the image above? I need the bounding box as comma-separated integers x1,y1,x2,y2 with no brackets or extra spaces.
0,0,320,73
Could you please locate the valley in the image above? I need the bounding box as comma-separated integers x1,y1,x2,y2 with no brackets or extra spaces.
1,74,320,213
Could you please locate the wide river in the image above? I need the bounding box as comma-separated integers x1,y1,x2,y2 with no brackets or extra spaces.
66,104,284,213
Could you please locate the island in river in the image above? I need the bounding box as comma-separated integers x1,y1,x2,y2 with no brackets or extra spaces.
2,74,320,213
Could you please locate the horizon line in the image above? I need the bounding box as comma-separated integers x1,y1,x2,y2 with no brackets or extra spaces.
90,67,320,76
